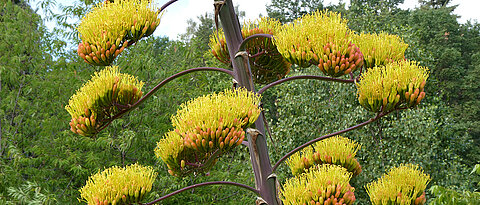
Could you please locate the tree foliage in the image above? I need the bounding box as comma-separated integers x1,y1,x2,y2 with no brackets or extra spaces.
266,0,325,23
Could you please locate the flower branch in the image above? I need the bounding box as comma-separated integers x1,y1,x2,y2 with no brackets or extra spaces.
131,67,233,110
239,34,273,51
271,110,392,172
160,0,179,12
142,181,259,205
257,75,355,94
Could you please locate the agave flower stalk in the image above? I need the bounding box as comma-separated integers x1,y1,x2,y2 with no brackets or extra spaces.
79,163,157,205
63,0,435,203
77,0,162,66
356,60,429,113
366,164,431,205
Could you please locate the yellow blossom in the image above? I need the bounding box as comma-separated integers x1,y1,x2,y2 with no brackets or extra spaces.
356,60,429,113
79,163,157,205
366,164,431,205
354,32,408,69
77,0,162,66
281,164,356,205
171,88,261,132
287,136,362,177
275,10,363,76
65,66,144,137
155,88,262,177
286,146,314,176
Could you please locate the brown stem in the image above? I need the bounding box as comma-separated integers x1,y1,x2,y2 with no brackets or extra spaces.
142,181,259,205
271,111,392,172
239,34,273,51
131,67,233,110
249,50,266,58
160,0,179,12
219,1,281,203
258,75,355,94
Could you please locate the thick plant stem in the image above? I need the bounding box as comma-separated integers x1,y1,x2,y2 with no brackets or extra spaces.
217,0,278,204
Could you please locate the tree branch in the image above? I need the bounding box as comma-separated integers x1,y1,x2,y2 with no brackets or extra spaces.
258,75,355,94
142,181,259,205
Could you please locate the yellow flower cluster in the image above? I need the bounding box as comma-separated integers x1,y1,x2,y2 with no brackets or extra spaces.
154,131,184,169
209,17,290,84
366,164,430,205
65,66,144,137
354,32,408,69
356,60,429,113
155,88,262,177
275,10,363,77
281,164,356,205
287,136,362,177
77,0,161,66
79,163,157,205
209,17,282,64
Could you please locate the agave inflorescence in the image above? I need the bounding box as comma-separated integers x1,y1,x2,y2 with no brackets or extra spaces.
65,66,144,137
209,17,290,84
281,164,356,205
286,136,362,177
154,88,262,177
79,163,157,205
274,10,363,77
366,164,431,205
77,0,162,66
354,32,408,69
356,60,429,113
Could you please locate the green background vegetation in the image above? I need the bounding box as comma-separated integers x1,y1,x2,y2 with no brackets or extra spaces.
0,0,479,204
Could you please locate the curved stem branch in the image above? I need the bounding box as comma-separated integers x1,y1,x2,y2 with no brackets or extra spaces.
239,34,273,51
271,111,391,172
258,75,355,94
160,0,179,12
131,67,233,110
142,181,259,205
